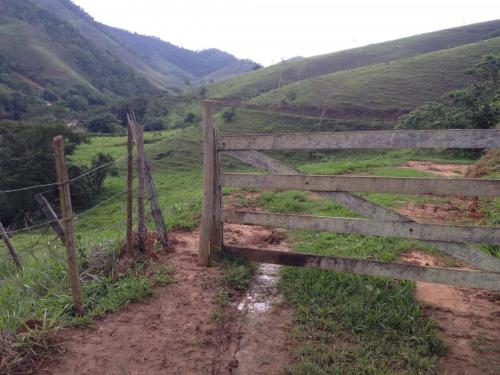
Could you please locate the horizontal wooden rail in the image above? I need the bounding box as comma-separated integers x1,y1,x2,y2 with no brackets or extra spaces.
220,173,500,197
224,210,500,245
224,246,500,290
218,129,500,151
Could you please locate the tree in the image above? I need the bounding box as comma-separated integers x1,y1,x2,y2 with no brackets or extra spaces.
144,117,165,131
222,108,236,123
397,53,499,131
0,122,86,226
85,112,122,133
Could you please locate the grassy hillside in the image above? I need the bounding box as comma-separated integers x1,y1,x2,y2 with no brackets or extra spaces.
34,0,256,86
245,37,500,119
0,0,158,112
209,19,500,99
0,0,257,121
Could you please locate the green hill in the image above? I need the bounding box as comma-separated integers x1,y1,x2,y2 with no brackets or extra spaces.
0,0,256,120
246,37,500,120
208,20,500,100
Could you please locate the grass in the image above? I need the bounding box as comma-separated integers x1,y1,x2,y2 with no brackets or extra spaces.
244,148,499,374
258,187,446,374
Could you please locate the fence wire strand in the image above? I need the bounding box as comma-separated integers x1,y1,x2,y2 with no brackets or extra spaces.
0,156,126,195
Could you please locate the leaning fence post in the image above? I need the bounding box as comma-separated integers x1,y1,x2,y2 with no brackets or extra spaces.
52,135,85,315
199,100,222,266
144,158,170,250
35,193,65,244
0,222,22,270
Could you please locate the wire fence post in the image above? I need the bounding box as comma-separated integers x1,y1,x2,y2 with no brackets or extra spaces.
52,135,85,315
0,222,22,270
135,121,147,252
127,123,134,253
35,193,65,244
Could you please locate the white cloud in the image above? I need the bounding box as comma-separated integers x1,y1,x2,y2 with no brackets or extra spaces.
72,0,499,66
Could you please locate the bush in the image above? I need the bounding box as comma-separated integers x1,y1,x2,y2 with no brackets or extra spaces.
85,112,122,134
66,95,88,111
41,90,58,102
184,112,200,124
222,108,235,123
143,117,165,131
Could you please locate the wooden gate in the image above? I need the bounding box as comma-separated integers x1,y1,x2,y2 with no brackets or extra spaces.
198,100,500,291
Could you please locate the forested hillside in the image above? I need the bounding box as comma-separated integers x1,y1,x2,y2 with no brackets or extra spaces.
0,0,255,121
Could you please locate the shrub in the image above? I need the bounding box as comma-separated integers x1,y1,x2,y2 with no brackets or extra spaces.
222,109,235,123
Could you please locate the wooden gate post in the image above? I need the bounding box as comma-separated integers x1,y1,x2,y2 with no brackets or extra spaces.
199,100,222,266
52,135,85,315
0,222,22,270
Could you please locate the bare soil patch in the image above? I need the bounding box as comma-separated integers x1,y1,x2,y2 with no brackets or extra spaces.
38,225,292,375
401,251,500,375
398,197,485,224
401,160,469,177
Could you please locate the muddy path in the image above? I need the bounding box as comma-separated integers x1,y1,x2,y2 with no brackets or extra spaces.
38,226,292,375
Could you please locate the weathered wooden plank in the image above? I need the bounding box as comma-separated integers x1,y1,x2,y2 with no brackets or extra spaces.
221,173,499,197
218,129,500,151
223,149,500,271
224,150,408,221
224,210,500,245
224,150,301,175
224,246,500,290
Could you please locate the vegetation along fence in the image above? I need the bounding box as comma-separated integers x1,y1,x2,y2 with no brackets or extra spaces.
198,99,500,291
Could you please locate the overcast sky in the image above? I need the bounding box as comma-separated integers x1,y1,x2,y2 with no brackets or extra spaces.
72,0,499,66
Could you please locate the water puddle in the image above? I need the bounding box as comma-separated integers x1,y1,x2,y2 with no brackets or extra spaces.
237,263,282,313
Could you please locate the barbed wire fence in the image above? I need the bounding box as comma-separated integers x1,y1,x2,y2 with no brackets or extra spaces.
0,114,170,307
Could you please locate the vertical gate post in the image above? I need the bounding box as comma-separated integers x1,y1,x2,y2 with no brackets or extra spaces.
199,100,222,266
52,135,85,315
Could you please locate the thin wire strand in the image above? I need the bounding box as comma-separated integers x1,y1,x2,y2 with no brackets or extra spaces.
5,190,127,236
75,191,126,218
0,156,126,195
